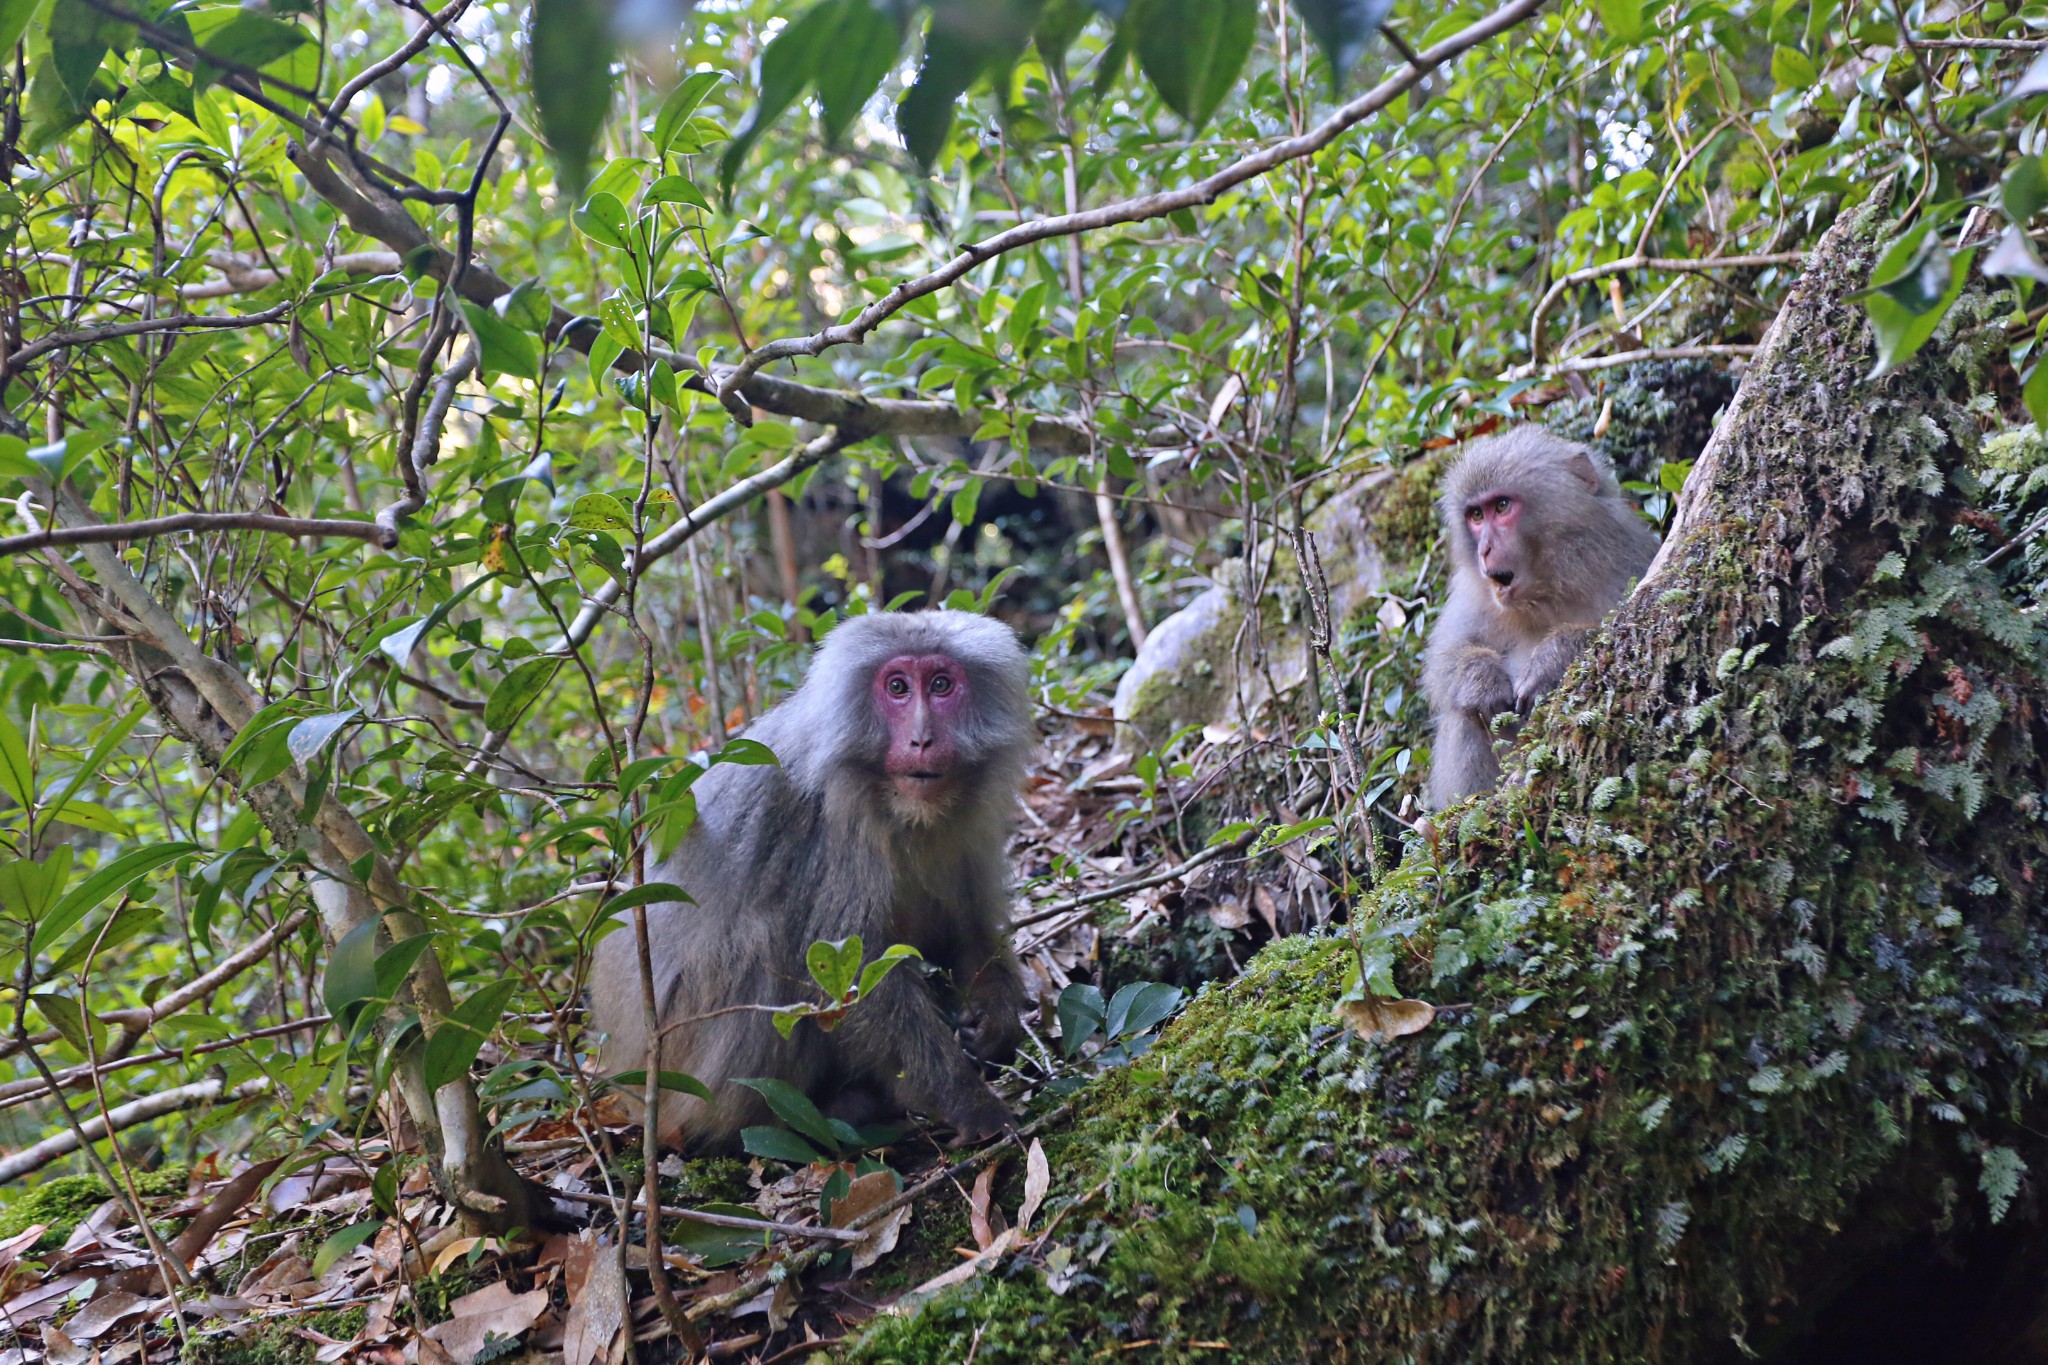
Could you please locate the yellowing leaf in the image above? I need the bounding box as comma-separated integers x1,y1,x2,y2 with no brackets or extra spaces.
1333,994,1437,1043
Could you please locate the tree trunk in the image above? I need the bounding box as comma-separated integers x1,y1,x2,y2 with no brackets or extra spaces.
852,197,2048,1358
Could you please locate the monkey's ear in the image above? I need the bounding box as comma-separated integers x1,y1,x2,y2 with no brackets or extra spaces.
1564,451,1604,492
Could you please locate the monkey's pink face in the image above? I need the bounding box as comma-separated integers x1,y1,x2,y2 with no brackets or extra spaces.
1463,491,1526,603
874,653,969,807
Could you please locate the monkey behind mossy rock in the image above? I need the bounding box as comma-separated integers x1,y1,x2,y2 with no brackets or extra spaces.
1422,426,1660,809
589,609,1034,1149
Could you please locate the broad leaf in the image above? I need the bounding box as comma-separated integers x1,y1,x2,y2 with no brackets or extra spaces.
32,842,198,956
423,978,520,1090
736,1075,842,1152
1128,0,1256,128
1288,0,1390,82
530,0,614,192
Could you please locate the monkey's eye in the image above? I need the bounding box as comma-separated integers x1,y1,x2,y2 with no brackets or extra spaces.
929,674,954,696
886,675,910,698
1493,496,1513,515
1465,506,1484,524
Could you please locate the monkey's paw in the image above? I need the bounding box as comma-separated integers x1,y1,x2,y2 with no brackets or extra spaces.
959,1007,1025,1069
943,1089,1017,1147
1453,661,1517,720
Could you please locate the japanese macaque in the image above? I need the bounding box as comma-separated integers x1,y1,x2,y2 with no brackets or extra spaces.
589,610,1033,1148
1422,427,1660,809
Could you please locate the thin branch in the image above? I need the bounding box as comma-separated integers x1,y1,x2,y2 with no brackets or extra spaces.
0,510,397,557
0,1077,269,1183
0,1015,328,1113
322,0,475,130
1523,252,1805,365
546,1187,866,1243
180,251,401,300
716,0,1551,400
6,303,294,371
1526,343,1762,377
1010,835,1248,931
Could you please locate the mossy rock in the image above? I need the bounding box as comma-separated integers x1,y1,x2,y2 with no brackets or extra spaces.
0,1166,189,1251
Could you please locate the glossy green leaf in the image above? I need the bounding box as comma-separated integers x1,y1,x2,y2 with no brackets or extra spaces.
1128,0,1256,128
423,978,519,1090
817,0,904,146
597,882,694,916
720,0,842,198
741,1125,827,1165
806,934,864,1000
461,300,541,381
483,657,564,732
736,1076,842,1152
530,0,614,193
1287,0,1389,82
653,70,724,155
567,492,632,532
32,842,198,956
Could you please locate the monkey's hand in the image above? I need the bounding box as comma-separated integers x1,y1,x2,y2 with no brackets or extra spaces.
1515,627,1591,715
942,1085,1017,1147
1445,648,1516,720
958,966,1028,1069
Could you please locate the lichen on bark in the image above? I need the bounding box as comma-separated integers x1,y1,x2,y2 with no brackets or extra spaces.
851,195,2048,1362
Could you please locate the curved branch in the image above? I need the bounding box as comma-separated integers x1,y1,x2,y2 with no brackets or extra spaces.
6,303,293,372
0,1076,268,1183
715,0,1552,401
1524,252,1805,365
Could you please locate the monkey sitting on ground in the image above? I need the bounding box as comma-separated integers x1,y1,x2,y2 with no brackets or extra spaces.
589,610,1033,1148
1422,426,1660,809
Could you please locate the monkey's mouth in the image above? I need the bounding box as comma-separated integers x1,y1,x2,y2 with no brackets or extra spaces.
892,770,954,798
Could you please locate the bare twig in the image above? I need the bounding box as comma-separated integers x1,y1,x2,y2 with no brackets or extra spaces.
0,510,396,556
1523,253,1804,365
5,303,294,372
0,1077,269,1182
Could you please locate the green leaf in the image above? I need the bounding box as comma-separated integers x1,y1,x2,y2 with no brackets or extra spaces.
373,572,497,667
502,279,553,334
897,24,985,167
2005,156,2048,225
817,0,904,145
531,0,614,193
0,707,29,809
49,0,110,104
1056,982,1105,1057
30,991,94,1052
608,1068,712,1100
480,452,555,524
0,848,72,930
711,737,779,766
574,190,631,251
646,174,711,211
673,1202,767,1268
806,935,864,1000
567,492,632,532
0,0,50,55
1864,244,1975,377
197,13,307,71
855,943,922,999
1287,0,1390,83
423,978,519,1090
1982,1145,2027,1223
736,1076,841,1152
287,710,357,769
47,896,161,975
1770,44,1815,89
312,1221,383,1279
323,919,383,1023
373,932,436,998
598,882,694,915
1127,0,1256,128
741,1125,827,1165
483,657,564,732
2023,360,2048,429
460,300,541,381
653,70,723,156
1105,981,1182,1039
32,843,198,956
720,0,841,198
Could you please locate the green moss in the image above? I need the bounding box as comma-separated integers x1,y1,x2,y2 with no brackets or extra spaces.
853,197,2048,1364
185,1309,368,1365
0,1166,189,1250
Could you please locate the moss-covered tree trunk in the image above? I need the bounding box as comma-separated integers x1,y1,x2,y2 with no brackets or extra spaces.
854,195,2048,1362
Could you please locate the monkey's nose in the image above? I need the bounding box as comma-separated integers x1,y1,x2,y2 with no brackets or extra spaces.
1488,569,1515,586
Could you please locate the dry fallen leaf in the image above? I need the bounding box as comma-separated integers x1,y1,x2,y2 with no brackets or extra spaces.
562,1236,626,1365
1018,1139,1050,1234
422,1281,549,1362
967,1164,1001,1251
828,1170,911,1272
1334,994,1437,1043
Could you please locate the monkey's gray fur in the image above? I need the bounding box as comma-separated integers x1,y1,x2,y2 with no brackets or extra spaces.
589,609,1034,1148
1423,426,1660,808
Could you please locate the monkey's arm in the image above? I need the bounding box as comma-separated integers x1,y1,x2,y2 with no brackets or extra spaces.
1514,627,1593,713
1426,643,1517,720
950,912,1027,1068
837,967,1014,1142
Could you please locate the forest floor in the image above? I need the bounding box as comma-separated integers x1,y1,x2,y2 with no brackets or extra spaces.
0,706,1305,1365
